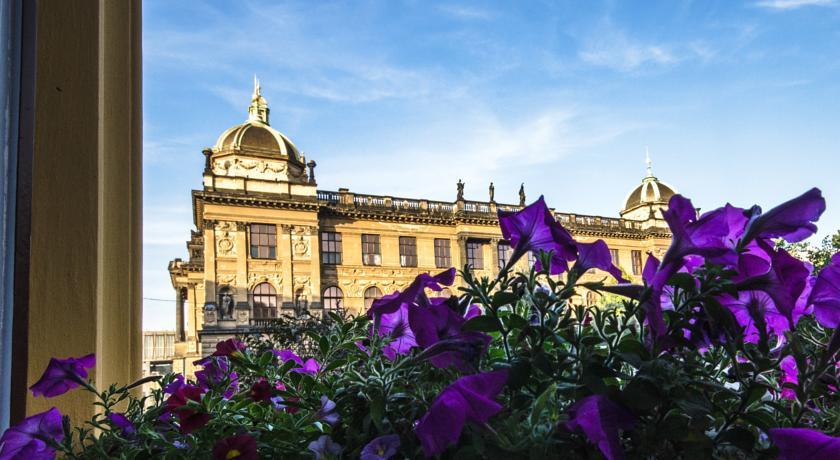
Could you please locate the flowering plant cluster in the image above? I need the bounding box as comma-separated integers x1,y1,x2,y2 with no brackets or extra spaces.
2,189,840,459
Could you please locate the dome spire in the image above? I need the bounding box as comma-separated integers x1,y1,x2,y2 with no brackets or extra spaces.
247,75,270,125
645,147,653,178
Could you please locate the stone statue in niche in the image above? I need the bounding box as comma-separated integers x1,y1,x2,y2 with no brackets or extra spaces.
221,292,234,319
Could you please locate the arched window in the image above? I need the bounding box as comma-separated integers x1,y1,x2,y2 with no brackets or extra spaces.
364,286,382,309
323,286,343,311
251,282,277,319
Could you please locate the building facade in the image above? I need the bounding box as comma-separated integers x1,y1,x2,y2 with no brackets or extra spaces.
167,82,676,375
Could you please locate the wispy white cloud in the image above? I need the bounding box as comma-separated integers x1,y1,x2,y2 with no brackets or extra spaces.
437,4,494,21
754,0,837,10
576,25,715,73
317,103,647,202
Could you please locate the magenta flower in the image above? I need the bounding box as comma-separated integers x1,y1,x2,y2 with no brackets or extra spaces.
308,435,342,459
740,188,825,246
564,395,636,460
498,196,577,275
0,407,64,459
165,384,210,434
779,355,799,401
212,433,258,460
107,412,135,435
273,349,303,366
211,338,247,358
415,369,508,456
29,353,95,398
768,428,840,460
274,349,321,375
571,240,627,282
368,268,455,316
809,252,840,329
292,358,321,375
360,434,400,460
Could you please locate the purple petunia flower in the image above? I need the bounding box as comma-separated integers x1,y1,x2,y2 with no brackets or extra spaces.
194,356,239,399
164,374,186,394
29,353,96,398
659,195,732,279
378,303,418,360
768,428,840,460
408,297,492,370
571,240,627,283
0,407,64,459
498,196,577,275
108,412,136,435
415,369,508,456
212,433,258,460
779,355,799,401
211,338,247,358
809,252,840,329
733,243,813,332
308,435,342,459
564,394,636,460
740,188,826,246
360,434,400,460
368,268,455,316
315,395,340,426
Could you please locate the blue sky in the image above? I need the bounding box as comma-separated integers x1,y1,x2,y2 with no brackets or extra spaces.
142,0,840,330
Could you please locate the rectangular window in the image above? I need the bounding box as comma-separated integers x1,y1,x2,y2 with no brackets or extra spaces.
497,242,511,269
321,231,342,265
631,250,642,275
249,224,276,259
434,238,451,268
610,249,620,267
362,234,381,266
399,236,417,267
466,240,484,270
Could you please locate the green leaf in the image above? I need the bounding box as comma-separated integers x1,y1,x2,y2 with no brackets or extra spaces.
492,292,518,308
463,315,501,333
529,383,556,426
370,395,385,432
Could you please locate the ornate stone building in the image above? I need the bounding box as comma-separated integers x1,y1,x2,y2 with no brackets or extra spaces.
168,81,675,374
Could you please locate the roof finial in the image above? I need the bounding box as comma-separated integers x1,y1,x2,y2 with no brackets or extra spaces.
247,75,270,124
253,74,261,99
645,147,653,177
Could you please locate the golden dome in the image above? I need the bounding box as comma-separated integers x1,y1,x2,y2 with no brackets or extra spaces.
621,152,677,214
212,77,302,162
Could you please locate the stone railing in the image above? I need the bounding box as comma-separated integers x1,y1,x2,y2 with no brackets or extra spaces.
316,189,648,231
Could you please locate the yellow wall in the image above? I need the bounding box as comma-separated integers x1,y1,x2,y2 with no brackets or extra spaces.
23,0,142,424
